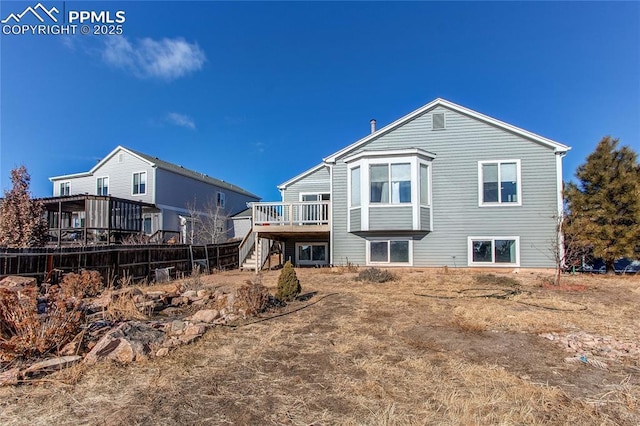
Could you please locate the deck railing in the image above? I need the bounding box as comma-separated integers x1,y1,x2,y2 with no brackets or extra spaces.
252,201,330,226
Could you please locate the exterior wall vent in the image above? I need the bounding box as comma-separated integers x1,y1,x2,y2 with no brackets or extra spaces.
118,153,125,163
432,112,445,130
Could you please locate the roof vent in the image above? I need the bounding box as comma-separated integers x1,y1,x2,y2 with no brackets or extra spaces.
432,113,445,130
370,119,376,134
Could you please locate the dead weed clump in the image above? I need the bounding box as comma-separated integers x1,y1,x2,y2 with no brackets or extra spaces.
235,280,271,316
474,273,520,288
356,267,397,284
0,286,84,361
60,269,103,298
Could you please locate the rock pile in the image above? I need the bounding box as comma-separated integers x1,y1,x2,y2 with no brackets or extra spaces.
540,331,640,360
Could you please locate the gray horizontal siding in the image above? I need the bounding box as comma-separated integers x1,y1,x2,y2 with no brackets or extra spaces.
282,166,330,202
332,105,559,268
51,151,155,204
155,169,258,218
420,206,431,231
369,206,413,231
349,208,361,232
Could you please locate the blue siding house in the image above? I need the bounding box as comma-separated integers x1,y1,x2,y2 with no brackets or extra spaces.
245,98,570,270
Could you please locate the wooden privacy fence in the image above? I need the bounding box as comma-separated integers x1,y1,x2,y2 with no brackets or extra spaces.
0,241,240,283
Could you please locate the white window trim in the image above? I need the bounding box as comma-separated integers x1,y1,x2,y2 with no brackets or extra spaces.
132,171,147,196
467,236,520,267
366,238,413,266
217,191,226,208
295,242,329,266
432,112,446,130
478,159,522,207
96,176,109,196
59,181,71,196
299,192,330,201
347,155,432,232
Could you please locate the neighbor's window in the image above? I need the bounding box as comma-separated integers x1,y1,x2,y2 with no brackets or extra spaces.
143,215,152,235
96,177,109,196
133,172,146,195
216,192,226,208
469,237,518,265
350,166,361,207
370,163,411,204
480,161,519,205
369,240,410,264
59,182,70,196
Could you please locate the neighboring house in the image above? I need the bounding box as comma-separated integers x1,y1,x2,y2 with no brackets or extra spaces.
48,146,260,244
244,98,570,270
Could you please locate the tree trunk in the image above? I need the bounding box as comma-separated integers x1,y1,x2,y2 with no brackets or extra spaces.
605,258,616,274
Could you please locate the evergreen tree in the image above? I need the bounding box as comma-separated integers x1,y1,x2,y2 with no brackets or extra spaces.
276,260,301,302
565,137,640,272
0,166,48,247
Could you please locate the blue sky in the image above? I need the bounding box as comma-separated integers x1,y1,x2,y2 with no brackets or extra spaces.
1,1,638,201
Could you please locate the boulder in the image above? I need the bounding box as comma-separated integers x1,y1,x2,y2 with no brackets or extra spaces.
85,321,165,364
189,309,219,324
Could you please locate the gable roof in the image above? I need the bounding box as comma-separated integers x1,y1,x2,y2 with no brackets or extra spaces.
50,145,260,199
324,98,570,163
277,163,328,190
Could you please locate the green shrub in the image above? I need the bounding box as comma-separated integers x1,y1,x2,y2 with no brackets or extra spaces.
276,261,301,302
356,267,396,283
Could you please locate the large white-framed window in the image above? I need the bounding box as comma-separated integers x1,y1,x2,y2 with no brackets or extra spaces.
295,242,328,266
216,191,226,208
132,171,147,195
478,160,521,206
370,163,411,204
366,238,412,266
59,181,71,196
96,176,109,196
468,236,520,267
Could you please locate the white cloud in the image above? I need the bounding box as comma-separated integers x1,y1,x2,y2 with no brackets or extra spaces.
166,112,196,130
102,36,205,81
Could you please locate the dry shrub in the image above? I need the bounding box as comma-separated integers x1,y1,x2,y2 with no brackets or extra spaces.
474,273,520,288
0,286,84,361
276,261,301,302
235,280,270,316
103,290,147,322
61,270,103,298
451,306,488,333
356,267,396,283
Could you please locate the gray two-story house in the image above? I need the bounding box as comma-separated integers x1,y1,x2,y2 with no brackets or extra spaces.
48,146,260,244
245,98,570,269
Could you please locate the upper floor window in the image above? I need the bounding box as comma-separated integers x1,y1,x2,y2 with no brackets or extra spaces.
216,191,226,208
59,181,70,196
96,177,109,196
370,163,411,204
479,160,521,206
133,172,146,195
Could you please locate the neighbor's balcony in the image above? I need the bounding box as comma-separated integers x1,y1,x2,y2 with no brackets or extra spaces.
252,201,330,235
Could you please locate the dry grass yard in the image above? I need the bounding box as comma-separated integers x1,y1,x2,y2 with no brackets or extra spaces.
1,268,639,425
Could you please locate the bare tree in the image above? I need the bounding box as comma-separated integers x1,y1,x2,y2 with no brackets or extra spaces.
185,198,229,245
551,211,591,285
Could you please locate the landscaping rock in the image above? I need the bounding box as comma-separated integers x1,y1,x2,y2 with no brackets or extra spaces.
24,355,82,377
0,368,21,386
85,321,165,364
189,309,219,324
181,290,197,299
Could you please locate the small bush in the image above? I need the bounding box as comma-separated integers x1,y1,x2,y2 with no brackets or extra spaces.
235,280,271,316
276,261,301,302
356,267,396,283
61,270,103,298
